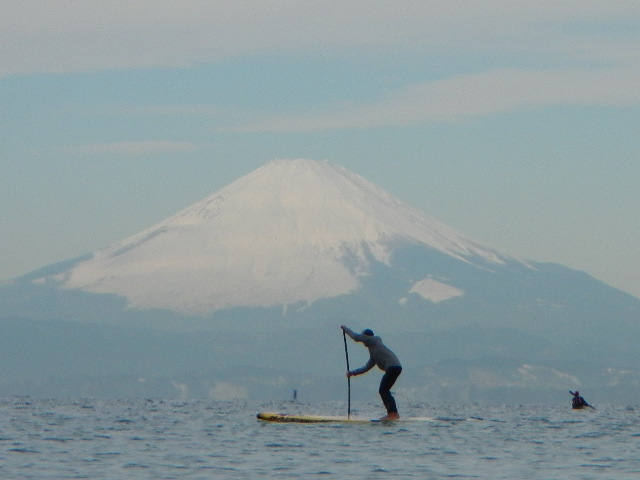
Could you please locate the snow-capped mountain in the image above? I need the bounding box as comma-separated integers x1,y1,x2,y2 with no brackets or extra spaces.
3,158,640,402
52,159,523,314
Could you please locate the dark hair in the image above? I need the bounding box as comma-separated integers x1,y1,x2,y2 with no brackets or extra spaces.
362,329,374,336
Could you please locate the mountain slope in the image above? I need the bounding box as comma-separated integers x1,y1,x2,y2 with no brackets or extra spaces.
52,159,522,314
2,158,640,402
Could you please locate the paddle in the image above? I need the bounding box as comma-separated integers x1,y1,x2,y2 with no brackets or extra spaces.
343,330,351,418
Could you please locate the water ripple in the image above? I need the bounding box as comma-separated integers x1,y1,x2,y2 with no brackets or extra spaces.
1,398,639,479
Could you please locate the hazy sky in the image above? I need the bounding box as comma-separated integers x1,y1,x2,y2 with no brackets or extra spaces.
2,1,639,298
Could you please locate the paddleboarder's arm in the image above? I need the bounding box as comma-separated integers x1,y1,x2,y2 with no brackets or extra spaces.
341,325,369,343
349,358,376,377
341,325,357,340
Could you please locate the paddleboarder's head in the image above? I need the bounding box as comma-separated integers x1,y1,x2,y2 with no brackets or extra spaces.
362,329,374,336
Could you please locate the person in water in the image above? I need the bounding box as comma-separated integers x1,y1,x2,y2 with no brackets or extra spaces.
571,390,593,409
341,325,402,420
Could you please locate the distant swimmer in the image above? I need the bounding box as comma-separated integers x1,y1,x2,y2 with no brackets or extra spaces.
570,390,595,410
341,325,402,421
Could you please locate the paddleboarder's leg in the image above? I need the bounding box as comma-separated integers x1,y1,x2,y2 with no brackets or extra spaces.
379,366,402,417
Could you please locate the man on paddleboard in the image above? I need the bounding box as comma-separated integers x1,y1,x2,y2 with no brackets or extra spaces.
341,325,402,421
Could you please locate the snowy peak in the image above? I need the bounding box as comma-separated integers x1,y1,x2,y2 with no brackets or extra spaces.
160,158,505,263
55,159,519,314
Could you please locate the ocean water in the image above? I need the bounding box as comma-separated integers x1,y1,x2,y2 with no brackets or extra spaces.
1,397,639,479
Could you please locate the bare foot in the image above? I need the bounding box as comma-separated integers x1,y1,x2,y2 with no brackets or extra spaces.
379,412,400,421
